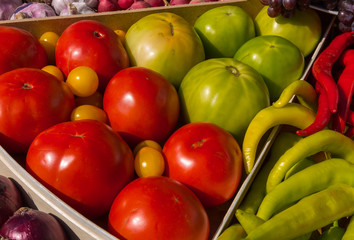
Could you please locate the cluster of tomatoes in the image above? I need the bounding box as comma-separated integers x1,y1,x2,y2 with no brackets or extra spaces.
0,15,244,240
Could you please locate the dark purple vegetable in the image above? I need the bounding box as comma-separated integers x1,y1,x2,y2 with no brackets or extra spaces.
9,2,57,20
0,207,67,240
0,175,22,227
0,0,22,20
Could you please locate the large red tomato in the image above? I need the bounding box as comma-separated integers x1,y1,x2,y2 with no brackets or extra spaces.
162,122,243,207
0,26,47,75
55,20,130,92
108,176,209,240
0,68,75,154
26,120,134,219
103,66,180,147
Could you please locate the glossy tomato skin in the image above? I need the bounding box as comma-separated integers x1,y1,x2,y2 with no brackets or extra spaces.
103,66,180,147
0,26,47,75
55,20,130,92
108,176,209,240
26,120,134,219
0,68,75,154
255,7,322,57
194,5,255,58
124,12,205,88
234,35,304,102
179,58,270,144
162,122,243,207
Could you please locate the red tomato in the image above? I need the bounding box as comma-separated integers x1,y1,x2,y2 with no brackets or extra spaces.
0,68,75,154
55,20,130,92
103,67,180,147
162,122,243,207
26,120,135,219
0,26,47,75
108,176,210,240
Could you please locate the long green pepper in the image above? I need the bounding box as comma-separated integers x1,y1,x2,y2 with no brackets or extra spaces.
238,131,308,214
266,129,354,192
244,184,354,240
342,215,354,240
257,158,354,220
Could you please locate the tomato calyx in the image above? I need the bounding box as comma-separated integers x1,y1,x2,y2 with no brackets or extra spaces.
226,65,240,77
191,139,206,148
22,83,33,89
169,22,174,36
93,31,105,39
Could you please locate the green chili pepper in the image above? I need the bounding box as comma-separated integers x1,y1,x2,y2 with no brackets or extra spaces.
245,184,354,240
342,215,354,240
258,158,354,220
318,221,345,240
235,209,265,235
217,223,246,240
238,131,307,214
266,129,354,192
273,80,318,112
235,209,312,240
284,158,315,180
242,103,316,174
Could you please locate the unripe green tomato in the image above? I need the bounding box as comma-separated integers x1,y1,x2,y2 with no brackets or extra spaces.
234,35,305,102
194,5,255,59
255,6,322,57
179,58,270,144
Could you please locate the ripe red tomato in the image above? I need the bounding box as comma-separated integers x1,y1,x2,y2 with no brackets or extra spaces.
26,120,135,219
55,20,130,92
108,176,210,240
0,68,75,154
103,66,180,147
0,26,47,75
162,122,243,207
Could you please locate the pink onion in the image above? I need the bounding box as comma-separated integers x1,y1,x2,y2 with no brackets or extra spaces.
0,175,22,227
0,0,24,20
97,0,120,12
169,0,190,5
0,207,67,240
10,2,57,20
145,0,165,7
118,0,134,9
129,0,151,9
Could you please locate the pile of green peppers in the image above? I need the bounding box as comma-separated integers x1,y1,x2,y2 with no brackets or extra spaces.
218,80,354,240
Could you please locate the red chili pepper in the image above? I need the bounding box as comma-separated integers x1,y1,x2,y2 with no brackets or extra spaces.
312,32,354,114
296,82,331,137
345,126,354,138
347,110,354,126
332,49,354,133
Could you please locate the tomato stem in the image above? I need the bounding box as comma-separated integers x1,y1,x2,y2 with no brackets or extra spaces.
226,66,240,77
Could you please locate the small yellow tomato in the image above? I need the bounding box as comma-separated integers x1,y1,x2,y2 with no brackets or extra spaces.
39,31,60,64
134,146,165,177
75,91,104,108
133,140,162,156
66,66,99,97
114,29,126,44
42,65,65,81
71,104,107,123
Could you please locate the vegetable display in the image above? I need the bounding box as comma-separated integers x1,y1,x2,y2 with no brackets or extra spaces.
0,3,353,240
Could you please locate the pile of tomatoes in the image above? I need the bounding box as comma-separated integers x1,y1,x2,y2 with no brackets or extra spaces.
0,16,244,240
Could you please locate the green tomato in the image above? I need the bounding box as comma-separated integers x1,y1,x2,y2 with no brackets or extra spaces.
179,58,270,144
194,5,255,59
124,12,205,89
234,35,304,102
255,6,322,57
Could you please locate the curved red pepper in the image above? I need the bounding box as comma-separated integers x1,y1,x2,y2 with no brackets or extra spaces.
311,32,354,114
332,49,354,133
296,82,331,137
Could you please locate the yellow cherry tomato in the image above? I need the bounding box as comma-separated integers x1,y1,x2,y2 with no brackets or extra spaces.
75,91,104,108
71,104,107,123
66,66,99,97
114,29,126,44
39,31,60,64
134,146,165,177
41,65,65,81
133,140,162,156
